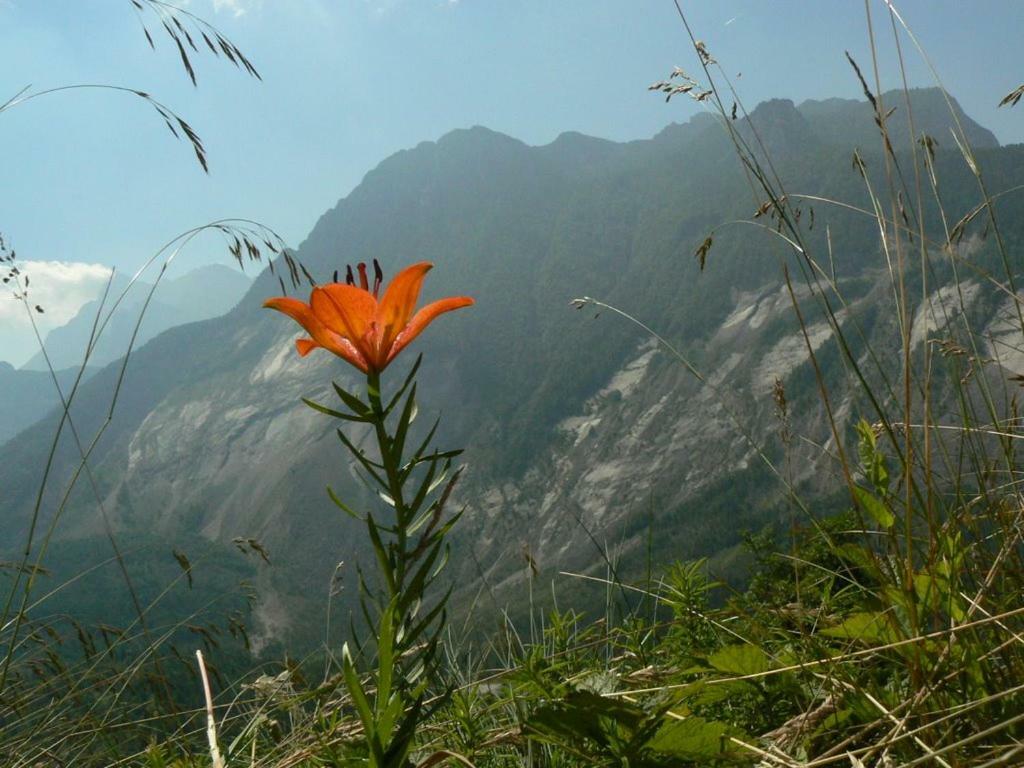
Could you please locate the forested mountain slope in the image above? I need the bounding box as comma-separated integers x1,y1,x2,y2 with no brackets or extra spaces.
1,88,1020,648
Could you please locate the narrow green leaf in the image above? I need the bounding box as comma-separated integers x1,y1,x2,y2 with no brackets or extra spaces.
376,598,397,709
366,514,397,595
407,417,440,465
336,428,388,489
332,382,371,416
407,460,444,519
377,692,403,748
382,695,424,767
392,384,418,467
384,354,422,416
403,586,452,650
326,485,363,520
302,397,370,422
341,644,378,749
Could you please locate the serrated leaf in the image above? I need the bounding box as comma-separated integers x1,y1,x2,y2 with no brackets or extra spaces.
706,644,770,676
576,671,619,695
646,716,733,760
525,690,643,747
820,611,892,643
670,678,751,706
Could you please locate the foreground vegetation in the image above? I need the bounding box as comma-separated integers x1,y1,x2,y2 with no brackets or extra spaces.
3,2,1024,766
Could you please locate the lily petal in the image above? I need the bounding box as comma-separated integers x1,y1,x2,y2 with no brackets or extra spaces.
264,296,330,342
295,337,319,356
314,284,378,344
377,262,432,351
385,296,474,365
265,296,370,371
324,336,372,373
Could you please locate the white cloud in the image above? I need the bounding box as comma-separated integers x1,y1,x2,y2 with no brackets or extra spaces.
212,0,261,17
363,0,460,16
0,260,113,367
176,0,261,17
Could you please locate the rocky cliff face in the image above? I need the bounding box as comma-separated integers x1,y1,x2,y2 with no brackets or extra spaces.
1,89,1020,648
456,279,851,600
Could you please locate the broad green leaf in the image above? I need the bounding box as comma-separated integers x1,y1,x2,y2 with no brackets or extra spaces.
577,671,619,695
834,542,881,576
815,707,853,738
525,690,643,747
853,486,895,529
646,715,732,759
670,678,751,706
855,418,889,492
913,572,940,610
820,611,892,643
707,644,770,676
913,572,965,621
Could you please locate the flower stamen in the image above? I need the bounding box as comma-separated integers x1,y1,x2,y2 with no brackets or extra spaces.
372,259,383,298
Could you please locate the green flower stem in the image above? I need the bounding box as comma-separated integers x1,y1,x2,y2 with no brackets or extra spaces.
323,364,457,768
367,371,410,597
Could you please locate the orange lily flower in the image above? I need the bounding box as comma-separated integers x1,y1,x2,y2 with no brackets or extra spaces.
264,260,473,374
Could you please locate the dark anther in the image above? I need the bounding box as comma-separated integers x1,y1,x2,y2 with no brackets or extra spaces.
333,269,339,283
372,259,383,296
357,262,369,290
345,265,355,286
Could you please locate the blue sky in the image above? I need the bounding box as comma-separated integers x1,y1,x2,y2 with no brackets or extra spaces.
2,0,1023,365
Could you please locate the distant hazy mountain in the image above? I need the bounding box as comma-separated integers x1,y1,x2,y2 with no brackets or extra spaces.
652,87,1000,156
0,363,86,449
21,264,252,372
0,265,251,447
1,88,1020,650
797,87,999,150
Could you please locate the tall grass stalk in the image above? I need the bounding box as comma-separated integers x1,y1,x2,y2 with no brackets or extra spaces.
0,5,298,765
5,1,1024,765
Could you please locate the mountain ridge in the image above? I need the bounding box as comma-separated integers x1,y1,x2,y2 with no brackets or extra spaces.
2,87,1020,648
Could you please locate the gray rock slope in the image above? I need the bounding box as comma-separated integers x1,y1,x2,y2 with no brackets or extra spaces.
1,89,1020,647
